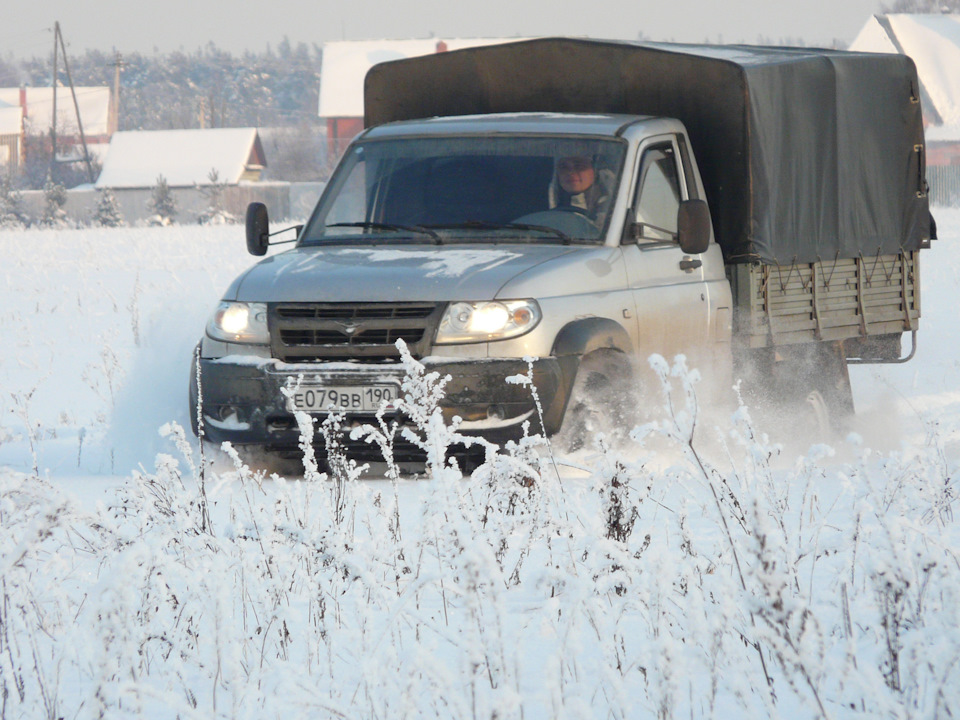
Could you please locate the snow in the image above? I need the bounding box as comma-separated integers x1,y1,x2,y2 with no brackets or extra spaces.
0,86,111,136
0,103,21,135
851,14,960,129
850,15,899,54
96,128,261,189
2,210,960,718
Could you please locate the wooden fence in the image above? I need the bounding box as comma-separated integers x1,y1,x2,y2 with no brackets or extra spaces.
929,165,960,207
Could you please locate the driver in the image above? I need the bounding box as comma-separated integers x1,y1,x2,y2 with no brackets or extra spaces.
551,155,613,227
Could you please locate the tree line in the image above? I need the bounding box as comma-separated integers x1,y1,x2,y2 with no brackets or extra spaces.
0,37,322,131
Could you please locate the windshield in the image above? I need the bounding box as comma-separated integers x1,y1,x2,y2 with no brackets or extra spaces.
301,135,626,245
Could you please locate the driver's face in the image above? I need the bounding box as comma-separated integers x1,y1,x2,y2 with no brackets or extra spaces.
557,156,595,195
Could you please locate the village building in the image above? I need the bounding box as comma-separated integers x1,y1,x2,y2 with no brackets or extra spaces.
0,86,113,171
0,100,23,174
89,127,279,223
96,127,266,189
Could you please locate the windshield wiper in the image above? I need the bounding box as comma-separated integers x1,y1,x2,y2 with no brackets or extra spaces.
423,221,575,244
325,222,442,244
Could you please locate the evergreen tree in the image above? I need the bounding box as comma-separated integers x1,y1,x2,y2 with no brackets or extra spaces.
0,175,28,229
40,176,69,227
93,188,125,227
197,168,235,224
147,174,177,225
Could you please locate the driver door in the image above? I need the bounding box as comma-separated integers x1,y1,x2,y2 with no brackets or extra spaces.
621,136,717,372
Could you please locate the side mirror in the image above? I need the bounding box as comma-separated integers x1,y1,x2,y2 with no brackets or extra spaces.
677,199,711,255
245,202,270,256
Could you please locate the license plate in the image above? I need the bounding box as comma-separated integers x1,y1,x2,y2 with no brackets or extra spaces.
287,385,398,413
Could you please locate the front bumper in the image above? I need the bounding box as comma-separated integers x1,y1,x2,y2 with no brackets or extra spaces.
190,353,569,451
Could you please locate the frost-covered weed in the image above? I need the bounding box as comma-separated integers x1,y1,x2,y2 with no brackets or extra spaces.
8,387,44,478
3,353,960,719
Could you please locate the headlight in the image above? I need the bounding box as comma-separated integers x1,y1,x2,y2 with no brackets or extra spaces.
206,301,269,344
435,300,541,344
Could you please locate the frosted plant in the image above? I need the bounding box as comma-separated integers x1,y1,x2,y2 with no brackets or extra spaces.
388,338,486,476
3,236,960,720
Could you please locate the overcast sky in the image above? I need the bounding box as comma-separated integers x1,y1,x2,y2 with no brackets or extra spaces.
8,0,885,58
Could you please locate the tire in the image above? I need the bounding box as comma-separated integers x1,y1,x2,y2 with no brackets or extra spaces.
738,341,854,441
802,344,854,438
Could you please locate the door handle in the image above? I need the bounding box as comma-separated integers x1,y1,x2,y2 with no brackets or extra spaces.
679,257,702,272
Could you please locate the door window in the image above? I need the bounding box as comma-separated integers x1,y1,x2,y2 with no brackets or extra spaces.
633,143,682,242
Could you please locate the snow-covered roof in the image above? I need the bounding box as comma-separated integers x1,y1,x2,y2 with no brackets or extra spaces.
96,128,265,189
0,102,22,136
0,87,111,137
319,38,528,118
851,14,960,132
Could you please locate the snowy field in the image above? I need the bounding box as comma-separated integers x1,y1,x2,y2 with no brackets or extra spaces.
1,211,959,718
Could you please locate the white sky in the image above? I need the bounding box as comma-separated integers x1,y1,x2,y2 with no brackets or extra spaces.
8,0,884,58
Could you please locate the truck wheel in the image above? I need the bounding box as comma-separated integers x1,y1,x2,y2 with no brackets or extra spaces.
741,341,854,440
556,350,636,452
804,343,854,435
804,390,832,438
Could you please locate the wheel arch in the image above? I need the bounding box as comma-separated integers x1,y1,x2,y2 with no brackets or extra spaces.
551,316,633,359
542,317,634,434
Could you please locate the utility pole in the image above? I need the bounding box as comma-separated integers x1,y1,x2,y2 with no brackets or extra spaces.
47,22,95,184
55,23,95,183
50,22,58,182
109,51,124,134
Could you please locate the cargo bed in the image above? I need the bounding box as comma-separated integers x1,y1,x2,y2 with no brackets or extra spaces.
730,251,920,351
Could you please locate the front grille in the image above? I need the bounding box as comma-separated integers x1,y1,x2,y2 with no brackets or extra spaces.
270,302,444,362
280,328,427,346
276,305,436,321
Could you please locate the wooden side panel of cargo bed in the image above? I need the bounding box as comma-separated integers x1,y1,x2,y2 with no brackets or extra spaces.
735,252,919,348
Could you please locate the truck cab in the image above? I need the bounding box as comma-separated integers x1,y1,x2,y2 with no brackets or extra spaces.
191,113,730,456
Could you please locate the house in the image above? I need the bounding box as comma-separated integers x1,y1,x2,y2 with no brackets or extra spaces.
96,128,266,189
0,86,113,139
0,100,23,173
318,38,525,163
0,86,113,167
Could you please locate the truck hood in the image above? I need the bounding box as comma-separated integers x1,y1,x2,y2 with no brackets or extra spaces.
227,244,580,302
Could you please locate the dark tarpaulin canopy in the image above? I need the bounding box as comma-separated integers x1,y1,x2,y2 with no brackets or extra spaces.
364,37,931,265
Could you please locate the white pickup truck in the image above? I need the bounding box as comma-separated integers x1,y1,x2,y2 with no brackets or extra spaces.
190,38,933,460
